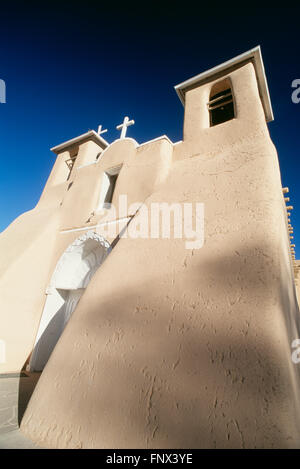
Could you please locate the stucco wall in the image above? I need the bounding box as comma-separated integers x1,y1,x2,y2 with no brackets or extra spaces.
0,207,59,372
19,63,300,448
295,262,300,306
21,131,300,448
0,134,173,373
1,59,300,447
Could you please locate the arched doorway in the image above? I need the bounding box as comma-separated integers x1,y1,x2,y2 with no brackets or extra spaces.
29,231,111,371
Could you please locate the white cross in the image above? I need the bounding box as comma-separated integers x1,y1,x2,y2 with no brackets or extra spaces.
116,116,135,139
97,124,108,136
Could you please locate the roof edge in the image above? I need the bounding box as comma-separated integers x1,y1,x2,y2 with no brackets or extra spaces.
50,130,109,154
174,46,274,123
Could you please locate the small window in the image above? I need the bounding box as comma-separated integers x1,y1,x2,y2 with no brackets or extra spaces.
98,164,122,210
208,78,235,127
104,173,118,205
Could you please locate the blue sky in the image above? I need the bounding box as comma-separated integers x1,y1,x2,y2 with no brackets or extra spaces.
0,3,299,256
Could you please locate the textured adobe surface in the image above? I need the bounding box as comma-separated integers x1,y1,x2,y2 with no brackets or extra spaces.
1,61,299,448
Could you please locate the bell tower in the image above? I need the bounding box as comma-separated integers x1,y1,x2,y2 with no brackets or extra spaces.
175,46,274,152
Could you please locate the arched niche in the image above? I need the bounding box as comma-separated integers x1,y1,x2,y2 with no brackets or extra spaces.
29,231,111,371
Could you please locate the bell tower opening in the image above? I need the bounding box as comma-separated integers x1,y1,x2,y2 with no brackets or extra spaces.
208,78,235,127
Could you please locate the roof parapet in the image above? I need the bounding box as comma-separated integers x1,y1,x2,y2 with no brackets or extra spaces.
51,130,109,154
174,46,274,123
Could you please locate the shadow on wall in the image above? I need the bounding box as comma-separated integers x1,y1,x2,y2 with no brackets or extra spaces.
17,288,84,425
29,289,83,372
20,242,300,448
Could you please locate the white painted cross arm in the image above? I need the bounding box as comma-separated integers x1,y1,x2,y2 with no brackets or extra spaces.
116,116,135,139
97,125,108,135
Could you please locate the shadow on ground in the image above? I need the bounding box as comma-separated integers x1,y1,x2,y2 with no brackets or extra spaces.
0,372,41,448
18,372,41,425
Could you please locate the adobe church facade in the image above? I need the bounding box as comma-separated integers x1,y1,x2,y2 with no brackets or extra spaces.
1,46,300,448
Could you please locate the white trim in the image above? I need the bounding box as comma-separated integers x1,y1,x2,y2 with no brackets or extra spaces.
111,137,139,147
72,135,175,172
60,216,132,234
51,130,109,154
137,135,173,148
174,46,274,123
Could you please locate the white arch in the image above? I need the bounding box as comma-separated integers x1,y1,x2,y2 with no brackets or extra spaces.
30,231,111,371
48,231,111,292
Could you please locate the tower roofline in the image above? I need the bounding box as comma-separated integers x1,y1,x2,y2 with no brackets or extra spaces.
174,46,274,123
50,130,109,154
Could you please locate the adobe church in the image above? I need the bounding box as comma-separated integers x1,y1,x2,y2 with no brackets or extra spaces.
1,46,300,448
